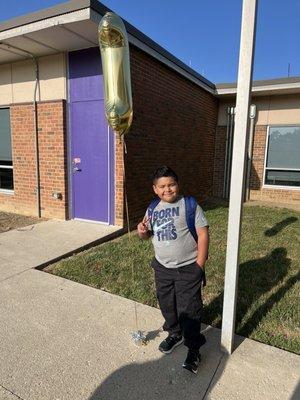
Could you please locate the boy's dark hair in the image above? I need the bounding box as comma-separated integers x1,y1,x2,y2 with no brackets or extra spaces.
152,165,178,184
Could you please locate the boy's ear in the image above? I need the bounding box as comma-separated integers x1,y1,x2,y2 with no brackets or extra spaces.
153,184,158,195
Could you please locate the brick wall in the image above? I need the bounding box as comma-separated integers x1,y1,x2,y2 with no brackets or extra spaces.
213,124,300,204
0,100,68,218
249,125,267,191
115,46,219,227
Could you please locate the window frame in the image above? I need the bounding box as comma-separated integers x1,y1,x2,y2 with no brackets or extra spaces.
263,124,300,190
0,106,14,194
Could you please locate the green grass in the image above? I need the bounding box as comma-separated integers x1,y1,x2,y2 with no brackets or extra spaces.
45,203,300,354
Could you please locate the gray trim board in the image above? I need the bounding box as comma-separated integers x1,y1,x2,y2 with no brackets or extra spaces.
216,76,300,89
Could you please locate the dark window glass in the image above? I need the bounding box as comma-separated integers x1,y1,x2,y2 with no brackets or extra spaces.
265,170,300,187
0,167,13,190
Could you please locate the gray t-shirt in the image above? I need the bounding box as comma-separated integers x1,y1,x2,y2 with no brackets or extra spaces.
146,196,208,268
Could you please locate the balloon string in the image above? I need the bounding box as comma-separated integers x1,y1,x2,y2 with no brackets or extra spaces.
121,135,139,332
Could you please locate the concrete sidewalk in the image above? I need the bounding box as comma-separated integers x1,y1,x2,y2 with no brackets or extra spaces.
0,220,299,400
0,219,122,281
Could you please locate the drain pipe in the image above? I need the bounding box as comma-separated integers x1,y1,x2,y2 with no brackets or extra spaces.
245,104,256,201
32,59,41,218
223,107,231,198
0,43,41,217
226,107,235,198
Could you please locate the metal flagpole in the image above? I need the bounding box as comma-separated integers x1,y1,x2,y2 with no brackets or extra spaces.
221,0,258,354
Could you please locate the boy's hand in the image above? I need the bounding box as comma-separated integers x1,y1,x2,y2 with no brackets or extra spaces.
137,216,150,237
196,261,205,270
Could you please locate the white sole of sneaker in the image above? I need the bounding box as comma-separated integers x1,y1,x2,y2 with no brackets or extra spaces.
159,337,184,354
182,364,198,374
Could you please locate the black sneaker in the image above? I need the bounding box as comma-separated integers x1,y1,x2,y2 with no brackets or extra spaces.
158,335,183,354
182,349,201,374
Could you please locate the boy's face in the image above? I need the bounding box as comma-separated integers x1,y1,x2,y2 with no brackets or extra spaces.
153,176,179,203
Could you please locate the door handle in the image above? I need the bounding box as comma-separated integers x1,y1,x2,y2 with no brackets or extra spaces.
73,166,82,173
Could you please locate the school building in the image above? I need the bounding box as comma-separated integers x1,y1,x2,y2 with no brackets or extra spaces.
0,0,299,227
215,78,300,205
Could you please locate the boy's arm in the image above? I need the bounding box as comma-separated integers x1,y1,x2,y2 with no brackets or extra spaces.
196,226,209,269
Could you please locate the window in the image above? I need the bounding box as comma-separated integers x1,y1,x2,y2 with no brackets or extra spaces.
264,126,300,188
0,108,13,191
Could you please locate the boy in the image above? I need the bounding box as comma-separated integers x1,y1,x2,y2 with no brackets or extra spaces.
137,166,209,374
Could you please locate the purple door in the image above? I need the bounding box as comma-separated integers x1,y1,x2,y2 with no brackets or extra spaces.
69,48,114,223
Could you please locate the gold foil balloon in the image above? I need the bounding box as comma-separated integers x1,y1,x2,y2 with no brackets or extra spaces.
98,12,133,136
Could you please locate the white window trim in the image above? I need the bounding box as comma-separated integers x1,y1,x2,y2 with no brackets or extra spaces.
0,189,14,195
0,165,13,169
262,124,300,191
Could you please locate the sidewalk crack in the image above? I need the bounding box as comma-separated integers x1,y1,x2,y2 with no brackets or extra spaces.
201,353,225,400
0,383,26,400
0,268,33,284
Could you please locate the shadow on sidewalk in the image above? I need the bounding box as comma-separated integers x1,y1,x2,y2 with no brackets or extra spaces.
88,325,224,400
290,381,300,400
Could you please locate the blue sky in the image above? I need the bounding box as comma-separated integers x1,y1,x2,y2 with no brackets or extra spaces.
0,0,299,83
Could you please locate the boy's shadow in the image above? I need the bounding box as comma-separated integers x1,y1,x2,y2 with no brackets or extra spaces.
88,325,223,400
204,247,294,339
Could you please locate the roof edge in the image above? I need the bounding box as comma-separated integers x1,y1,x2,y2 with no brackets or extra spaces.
0,0,215,92
216,76,300,90
0,0,95,32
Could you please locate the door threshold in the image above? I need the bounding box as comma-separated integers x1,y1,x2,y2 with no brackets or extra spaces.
74,218,110,226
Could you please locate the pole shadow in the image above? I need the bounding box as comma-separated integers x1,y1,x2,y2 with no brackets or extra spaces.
290,381,300,400
264,217,298,237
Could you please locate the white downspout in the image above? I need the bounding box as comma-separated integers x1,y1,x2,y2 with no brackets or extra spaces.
223,107,231,198
245,104,256,201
